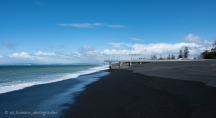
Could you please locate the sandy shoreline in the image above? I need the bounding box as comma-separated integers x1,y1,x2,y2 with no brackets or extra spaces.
64,60,216,118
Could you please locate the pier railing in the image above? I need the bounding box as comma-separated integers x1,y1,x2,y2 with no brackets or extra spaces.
105,59,199,69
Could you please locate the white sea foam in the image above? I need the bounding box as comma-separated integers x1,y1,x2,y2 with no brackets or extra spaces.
0,65,108,94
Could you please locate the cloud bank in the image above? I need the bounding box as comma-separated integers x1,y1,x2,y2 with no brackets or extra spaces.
0,34,213,64
103,34,211,59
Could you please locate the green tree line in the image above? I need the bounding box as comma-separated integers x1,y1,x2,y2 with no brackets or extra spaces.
201,41,216,59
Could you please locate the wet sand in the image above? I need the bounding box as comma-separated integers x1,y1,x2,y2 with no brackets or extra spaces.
64,60,216,118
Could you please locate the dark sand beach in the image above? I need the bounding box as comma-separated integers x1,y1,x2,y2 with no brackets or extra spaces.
64,60,216,118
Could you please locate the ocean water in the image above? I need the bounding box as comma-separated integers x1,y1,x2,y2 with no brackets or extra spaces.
0,65,108,94
0,64,109,118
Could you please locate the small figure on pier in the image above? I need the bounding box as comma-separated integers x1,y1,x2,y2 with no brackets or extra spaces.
109,61,112,70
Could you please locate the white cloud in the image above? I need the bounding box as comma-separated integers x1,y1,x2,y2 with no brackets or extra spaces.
7,51,77,64
35,51,56,57
58,23,103,28
185,33,203,44
9,52,33,59
78,45,97,55
58,23,125,29
76,45,106,63
130,42,202,57
103,49,130,55
6,49,102,64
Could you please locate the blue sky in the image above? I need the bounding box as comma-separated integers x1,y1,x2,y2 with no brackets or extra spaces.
0,0,216,64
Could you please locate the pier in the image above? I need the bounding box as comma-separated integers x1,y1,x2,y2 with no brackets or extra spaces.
105,59,199,69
